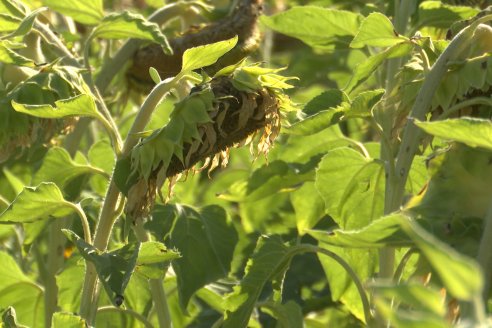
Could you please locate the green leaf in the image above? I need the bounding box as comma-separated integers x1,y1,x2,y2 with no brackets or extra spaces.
137,241,180,265
318,247,377,322
310,213,411,248
260,6,362,49
316,147,383,229
170,205,237,310
0,13,21,33
0,183,75,223
63,229,140,306
0,41,32,66
302,89,350,116
345,89,385,118
0,252,43,327
370,281,446,316
181,36,238,72
374,297,449,328
33,147,106,188
223,236,299,328
11,94,100,119
287,89,383,135
244,159,318,202
51,312,85,328
344,42,413,93
3,7,47,39
2,168,25,195
415,118,492,151
88,140,115,195
92,11,171,53
260,301,303,328
0,0,26,18
56,257,84,313
416,1,479,30
351,13,408,49
401,219,483,300
287,106,346,136
291,182,325,234
42,0,103,25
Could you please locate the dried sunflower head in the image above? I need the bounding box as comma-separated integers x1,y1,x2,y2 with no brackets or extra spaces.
117,63,296,220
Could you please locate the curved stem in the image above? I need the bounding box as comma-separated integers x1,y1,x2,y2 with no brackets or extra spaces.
299,244,372,325
69,203,92,244
97,306,154,328
134,221,172,328
79,74,183,326
394,248,417,283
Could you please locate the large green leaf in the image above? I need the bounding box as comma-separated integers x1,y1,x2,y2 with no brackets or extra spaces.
223,236,299,328
169,205,237,310
401,219,483,300
260,6,362,49
291,182,325,234
0,252,44,327
0,183,75,223
318,247,377,322
42,0,103,25
415,118,492,151
351,13,408,48
92,11,171,54
181,36,237,72
33,147,106,188
63,230,140,306
11,94,100,119
316,147,383,229
51,312,85,328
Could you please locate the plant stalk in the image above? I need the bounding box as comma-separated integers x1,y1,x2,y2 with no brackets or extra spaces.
134,221,172,328
79,76,182,326
43,219,66,328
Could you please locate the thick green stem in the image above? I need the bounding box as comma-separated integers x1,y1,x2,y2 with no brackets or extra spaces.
378,0,415,291
134,221,172,328
79,76,182,326
387,25,478,213
43,220,65,328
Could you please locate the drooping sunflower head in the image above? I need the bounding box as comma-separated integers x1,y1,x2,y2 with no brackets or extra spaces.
117,62,296,220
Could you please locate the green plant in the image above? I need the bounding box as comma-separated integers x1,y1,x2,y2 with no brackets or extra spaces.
1,0,492,327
